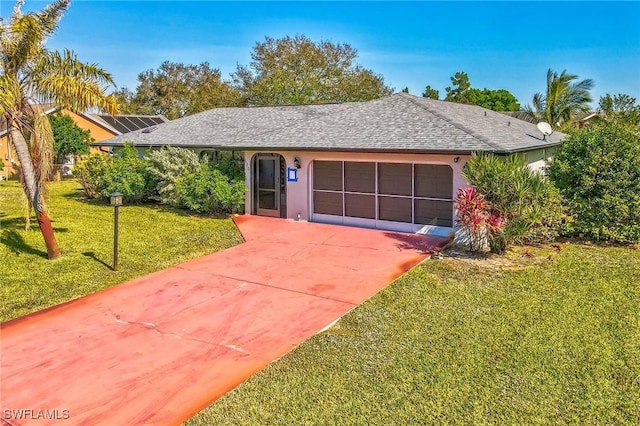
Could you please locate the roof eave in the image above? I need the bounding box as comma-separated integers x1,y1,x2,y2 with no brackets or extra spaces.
492,140,563,154
92,141,476,155
237,147,477,155
93,139,560,155
80,112,121,135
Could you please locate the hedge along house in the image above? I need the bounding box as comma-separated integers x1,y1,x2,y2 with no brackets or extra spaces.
95,93,564,236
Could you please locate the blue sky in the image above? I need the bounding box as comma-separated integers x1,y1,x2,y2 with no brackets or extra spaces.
2,1,639,108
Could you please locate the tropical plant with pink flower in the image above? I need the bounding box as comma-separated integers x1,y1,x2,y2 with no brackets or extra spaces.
456,187,506,252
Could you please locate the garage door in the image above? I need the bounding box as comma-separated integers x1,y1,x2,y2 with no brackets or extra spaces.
312,161,454,233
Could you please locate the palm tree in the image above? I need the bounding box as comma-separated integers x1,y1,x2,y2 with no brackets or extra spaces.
520,69,594,130
1,0,117,259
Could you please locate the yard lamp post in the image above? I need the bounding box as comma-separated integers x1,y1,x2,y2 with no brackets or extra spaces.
109,191,123,271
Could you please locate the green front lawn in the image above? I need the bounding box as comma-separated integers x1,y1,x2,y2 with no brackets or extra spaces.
188,244,640,424
0,180,243,321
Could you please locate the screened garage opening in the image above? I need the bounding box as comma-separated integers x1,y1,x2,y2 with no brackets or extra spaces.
312,161,454,233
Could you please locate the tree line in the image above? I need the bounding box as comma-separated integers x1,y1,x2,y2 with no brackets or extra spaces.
421,71,521,113
118,42,639,133
115,35,393,119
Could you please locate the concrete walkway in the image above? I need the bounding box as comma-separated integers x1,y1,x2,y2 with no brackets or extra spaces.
1,216,447,425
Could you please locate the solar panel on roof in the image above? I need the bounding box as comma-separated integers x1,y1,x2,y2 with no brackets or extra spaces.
122,117,138,132
95,114,167,134
128,117,146,130
139,117,156,128
114,119,131,133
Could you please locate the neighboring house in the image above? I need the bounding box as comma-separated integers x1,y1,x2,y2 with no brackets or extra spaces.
76,112,169,149
0,118,17,178
1,110,167,179
501,110,603,130
574,111,603,129
1,105,57,179
95,93,564,236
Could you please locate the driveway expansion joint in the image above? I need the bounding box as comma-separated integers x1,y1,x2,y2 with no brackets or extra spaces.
112,314,251,349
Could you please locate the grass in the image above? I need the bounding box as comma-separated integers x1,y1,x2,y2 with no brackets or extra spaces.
0,179,243,321
187,244,640,424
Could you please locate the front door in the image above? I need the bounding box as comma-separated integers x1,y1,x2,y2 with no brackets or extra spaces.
256,155,281,217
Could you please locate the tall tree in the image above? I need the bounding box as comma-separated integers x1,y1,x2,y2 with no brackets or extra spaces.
233,35,393,105
442,72,519,111
465,88,520,111
445,71,471,103
598,93,640,128
422,85,439,100
521,68,594,129
120,61,242,119
112,87,137,114
0,0,117,259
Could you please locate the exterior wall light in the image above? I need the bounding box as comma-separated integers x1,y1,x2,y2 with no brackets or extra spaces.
454,156,460,163
109,191,123,271
294,157,301,169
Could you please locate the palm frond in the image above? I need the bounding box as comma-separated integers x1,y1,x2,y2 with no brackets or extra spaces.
532,92,545,113
35,0,70,35
531,68,595,129
3,15,47,71
545,68,555,89
30,110,54,209
515,105,539,124
0,75,22,116
573,78,594,92
32,49,118,114
12,0,25,19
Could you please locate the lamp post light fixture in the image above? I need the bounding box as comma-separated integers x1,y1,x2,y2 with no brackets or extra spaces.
109,191,123,271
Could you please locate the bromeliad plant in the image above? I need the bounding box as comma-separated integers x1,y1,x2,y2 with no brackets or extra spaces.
455,187,506,253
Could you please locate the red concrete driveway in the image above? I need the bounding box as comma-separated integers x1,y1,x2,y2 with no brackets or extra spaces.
1,216,447,425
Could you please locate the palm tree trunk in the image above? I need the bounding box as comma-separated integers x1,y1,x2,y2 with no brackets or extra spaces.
9,124,62,259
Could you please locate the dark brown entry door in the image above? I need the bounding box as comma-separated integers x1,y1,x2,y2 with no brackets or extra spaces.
256,155,280,217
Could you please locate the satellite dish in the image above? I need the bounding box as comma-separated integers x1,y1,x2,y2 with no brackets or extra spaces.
537,122,553,136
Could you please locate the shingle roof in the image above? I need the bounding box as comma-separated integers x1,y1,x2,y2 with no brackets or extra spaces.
95,93,564,153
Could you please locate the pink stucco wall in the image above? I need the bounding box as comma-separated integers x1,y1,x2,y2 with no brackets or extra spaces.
244,150,470,226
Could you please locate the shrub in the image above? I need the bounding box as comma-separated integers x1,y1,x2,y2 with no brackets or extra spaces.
201,150,245,181
76,145,246,214
145,147,200,205
75,153,113,198
548,121,640,242
462,153,564,251
101,145,151,203
76,144,151,203
176,165,246,214
212,152,245,181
